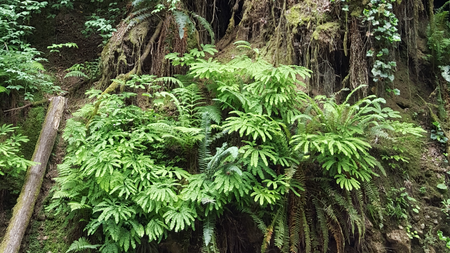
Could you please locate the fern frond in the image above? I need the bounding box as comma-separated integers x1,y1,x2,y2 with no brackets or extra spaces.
203,215,216,246
242,207,267,233
155,76,184,87
301,206,312,253
274,200,289,252
324,203,345,253
328,219,344,253
192,13,215,44
173,10,194,39
198,105,222,124
199,112,212,172
126,11,153,34
66,237,101,252
65,70,88,79
313,198,329,253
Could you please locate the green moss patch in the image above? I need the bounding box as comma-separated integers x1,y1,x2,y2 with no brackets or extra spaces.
312,22,340,45
285,0,330,30
18,106,46,160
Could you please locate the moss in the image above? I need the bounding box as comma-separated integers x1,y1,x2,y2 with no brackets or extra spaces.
312,22,340,42
351,6,363,17
18,106,46,160
128,20,150,46
24,208,72,253
285,4,312,28
187,30,199,51
285,0,331,29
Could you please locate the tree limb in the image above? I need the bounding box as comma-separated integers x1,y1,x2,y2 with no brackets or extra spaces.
3,99,49,113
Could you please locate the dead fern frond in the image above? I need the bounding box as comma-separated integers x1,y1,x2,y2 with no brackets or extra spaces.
301,207,312,253
328,219,344,253
313,198,329,253
289,194,302,253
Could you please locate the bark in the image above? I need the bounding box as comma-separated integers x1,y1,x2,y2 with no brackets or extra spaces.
0,96,66,253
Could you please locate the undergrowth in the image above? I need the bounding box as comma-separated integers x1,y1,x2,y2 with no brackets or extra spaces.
48,43,425,253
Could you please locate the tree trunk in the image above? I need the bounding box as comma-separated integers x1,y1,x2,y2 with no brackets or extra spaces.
0,96,66,253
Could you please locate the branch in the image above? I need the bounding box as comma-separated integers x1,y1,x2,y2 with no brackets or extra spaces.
3,99,49,113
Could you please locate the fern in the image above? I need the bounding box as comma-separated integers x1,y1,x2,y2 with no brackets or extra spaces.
126,11,153,32
66,237,100,253
192,13,215,44
173,10,194,39
146,218,168,242
203,215,216,246
313,198,329,253
65,70,89,79
163,204,196,232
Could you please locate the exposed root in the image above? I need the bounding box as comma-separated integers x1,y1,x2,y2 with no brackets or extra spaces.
136,21,163,75
349,18,368,97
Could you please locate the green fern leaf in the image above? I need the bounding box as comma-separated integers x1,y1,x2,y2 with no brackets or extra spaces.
163,205,196,232
66,237,100,253
146,218,169,242
192,13,215,44
173,10,193,39
64,70,89,79
203,216,216,246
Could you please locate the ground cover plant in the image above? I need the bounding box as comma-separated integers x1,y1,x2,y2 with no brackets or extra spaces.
49,43,425,253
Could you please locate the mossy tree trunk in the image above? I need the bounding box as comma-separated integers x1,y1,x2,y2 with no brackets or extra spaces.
0,96,66,253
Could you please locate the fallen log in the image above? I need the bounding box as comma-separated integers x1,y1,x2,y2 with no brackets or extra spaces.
0,96,66,253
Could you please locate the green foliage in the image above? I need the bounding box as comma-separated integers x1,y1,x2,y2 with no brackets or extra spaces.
173,10,193,39
438,230,450,250
431,121,449,144
64,59,100,82
83,12,118,44
50,43,425,252
0,0,58,100
290,86,421,190
0,124,35,190
66,237,100,253
385,187,420,220
428,11,450,66
47,42,78,54
363,0,400,83
126,1,214,45
437,183,448,190
441,199,450,217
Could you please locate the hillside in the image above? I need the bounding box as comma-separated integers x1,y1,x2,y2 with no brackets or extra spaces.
1,0,450,253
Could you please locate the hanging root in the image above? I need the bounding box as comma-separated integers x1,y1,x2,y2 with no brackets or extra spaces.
136,21,163,75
